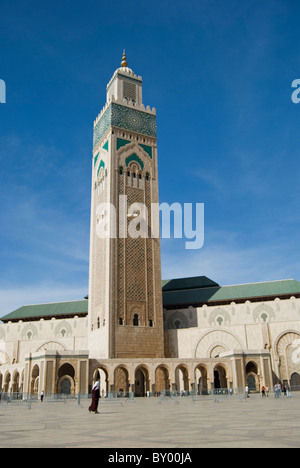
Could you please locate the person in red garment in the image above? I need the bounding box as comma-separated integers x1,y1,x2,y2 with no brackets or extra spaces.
89,381,100,414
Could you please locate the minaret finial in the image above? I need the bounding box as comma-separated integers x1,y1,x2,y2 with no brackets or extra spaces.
121,49,128,68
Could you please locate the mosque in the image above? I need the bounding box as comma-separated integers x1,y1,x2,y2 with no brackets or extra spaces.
1,53,300,397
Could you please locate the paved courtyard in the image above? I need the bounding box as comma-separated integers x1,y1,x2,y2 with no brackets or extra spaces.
0,393,300,448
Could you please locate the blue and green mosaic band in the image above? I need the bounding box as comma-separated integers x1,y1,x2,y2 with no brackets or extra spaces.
93,103,157,148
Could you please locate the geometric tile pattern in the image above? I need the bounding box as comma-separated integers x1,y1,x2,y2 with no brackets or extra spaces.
93,103,157,148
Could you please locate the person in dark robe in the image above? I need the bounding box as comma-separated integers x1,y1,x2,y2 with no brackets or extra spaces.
89,381,100,414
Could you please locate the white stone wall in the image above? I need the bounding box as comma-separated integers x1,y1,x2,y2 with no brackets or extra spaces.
165,296,300,364
0,316,88,366
1,295,300,392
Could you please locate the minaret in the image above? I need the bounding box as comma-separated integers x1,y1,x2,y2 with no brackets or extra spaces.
88,52,164,359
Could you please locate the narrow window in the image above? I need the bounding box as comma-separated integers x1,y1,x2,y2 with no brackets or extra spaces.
133,314,139,326
216,317,223,326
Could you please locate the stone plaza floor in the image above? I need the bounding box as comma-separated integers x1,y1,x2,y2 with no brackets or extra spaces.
0,393,300,448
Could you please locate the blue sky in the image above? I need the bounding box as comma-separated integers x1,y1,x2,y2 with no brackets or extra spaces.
1,0,300,314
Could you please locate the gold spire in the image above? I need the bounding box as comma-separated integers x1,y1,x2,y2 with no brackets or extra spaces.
121,50,128,68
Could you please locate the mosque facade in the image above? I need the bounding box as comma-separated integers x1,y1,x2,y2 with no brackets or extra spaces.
1,54,300,397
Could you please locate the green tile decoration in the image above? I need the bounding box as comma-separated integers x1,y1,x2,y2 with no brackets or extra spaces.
138,143,152,158
125,153,144,170
93,103,157,148
117,138,131,150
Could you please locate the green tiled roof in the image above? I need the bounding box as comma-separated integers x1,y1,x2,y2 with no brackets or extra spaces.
2,278,300,322
162,276,219,292
162,279,300,308
1,300,88,323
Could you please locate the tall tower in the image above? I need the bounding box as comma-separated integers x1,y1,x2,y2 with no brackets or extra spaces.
88,52,164,359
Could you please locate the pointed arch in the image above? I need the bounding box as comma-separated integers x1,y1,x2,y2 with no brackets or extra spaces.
195,329,243,358
125,153,144,170
114,365,130,396
118,142,151,174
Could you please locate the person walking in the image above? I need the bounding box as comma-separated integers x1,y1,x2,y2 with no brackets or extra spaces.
274,383,281,398
261,386,266,397
40,390,44,402
89,381,100,414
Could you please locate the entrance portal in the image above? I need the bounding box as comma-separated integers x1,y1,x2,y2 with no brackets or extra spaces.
60,378,71,394
135,367,149,397
213,365,227,390
291,372,300,391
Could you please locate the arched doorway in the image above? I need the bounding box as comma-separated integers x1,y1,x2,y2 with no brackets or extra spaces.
135,366,150,397
214,364,227,391
57,363,75,395
20,370,24,394
291,372,300,391
195,365,208,395
114,366,129,397
4,372,11,393
175,365,189,394
246,361,259,392
93,367,109,398
12,370,20,393
31,365,39,395
155,365,170,395
60,378,72,394
247,374,256,392
276,332,300,384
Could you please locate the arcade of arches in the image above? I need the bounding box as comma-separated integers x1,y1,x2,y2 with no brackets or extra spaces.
89,354,274,396
0,351,89,397
0,362,78,395
1,331,300,396
2,358,256,397
1,353,300,396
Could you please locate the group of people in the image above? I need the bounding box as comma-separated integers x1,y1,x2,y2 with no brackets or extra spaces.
245,383,292,399
88,380,294,413
261,386,270,397
261,383,292,398
273,383,292,398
